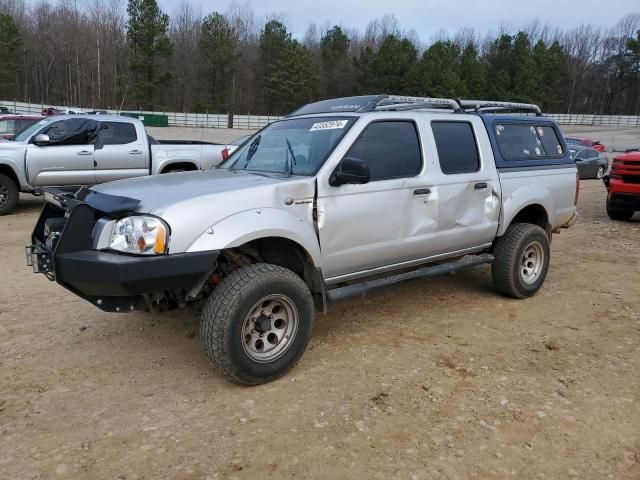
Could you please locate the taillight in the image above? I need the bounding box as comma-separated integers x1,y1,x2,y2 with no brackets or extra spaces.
574,172,580,206
221,147,229,161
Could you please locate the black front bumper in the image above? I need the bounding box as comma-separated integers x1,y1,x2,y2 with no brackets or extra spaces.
27,191,219,312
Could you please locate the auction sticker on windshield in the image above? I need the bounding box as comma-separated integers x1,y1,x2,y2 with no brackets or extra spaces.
310,120,349,131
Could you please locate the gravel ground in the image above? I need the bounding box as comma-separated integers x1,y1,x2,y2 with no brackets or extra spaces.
0,128,639,479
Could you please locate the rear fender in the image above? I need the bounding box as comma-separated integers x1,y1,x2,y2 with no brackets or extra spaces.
498,184,554,236
185,207,322,267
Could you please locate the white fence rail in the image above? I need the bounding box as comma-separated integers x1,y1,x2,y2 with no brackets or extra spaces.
2,99,640,128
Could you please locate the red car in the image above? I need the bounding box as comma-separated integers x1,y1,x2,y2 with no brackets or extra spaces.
565,136,605,152
0,115,43,140
603,151,640,220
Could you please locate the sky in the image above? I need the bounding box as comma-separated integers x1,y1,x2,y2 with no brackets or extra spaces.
158,0,639,39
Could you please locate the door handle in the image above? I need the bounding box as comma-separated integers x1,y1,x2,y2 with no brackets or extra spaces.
129,150,143,155
474,182,488,190
413,188,431,195
76,150,92,156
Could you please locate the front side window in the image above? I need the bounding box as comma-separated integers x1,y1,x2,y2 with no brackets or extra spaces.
100,122,138,145
432,121,480,174
223,117,356,176
496,123,564,160
42,118,100,146
346,121,422,181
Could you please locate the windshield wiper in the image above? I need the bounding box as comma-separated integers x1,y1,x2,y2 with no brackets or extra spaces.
238,134,261,170
284,137,297,177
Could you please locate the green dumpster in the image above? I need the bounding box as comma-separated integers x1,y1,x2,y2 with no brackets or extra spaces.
120,112,169,127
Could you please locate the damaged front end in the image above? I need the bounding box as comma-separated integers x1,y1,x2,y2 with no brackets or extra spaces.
26,187,219,313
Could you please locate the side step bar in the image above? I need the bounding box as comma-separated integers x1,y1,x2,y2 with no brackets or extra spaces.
326,253,494,303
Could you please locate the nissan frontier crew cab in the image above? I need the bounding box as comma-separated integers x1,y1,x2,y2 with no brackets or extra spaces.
0,115,233,215
26,95,578,385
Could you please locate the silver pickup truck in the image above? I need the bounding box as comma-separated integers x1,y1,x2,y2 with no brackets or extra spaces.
26,95,578,385
0,115,232,214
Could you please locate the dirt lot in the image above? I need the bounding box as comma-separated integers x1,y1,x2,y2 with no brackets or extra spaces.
1,128,640,479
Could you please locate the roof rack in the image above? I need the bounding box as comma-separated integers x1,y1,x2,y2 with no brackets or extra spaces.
459,100,543,116
287,95,543,117
287,94,462,117
376,95,462,113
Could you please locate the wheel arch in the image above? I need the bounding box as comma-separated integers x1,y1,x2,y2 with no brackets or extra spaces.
159,161,198,173
498,184,555,237
0,164,20,189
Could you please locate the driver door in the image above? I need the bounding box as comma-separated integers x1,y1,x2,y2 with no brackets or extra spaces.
26,120,96,187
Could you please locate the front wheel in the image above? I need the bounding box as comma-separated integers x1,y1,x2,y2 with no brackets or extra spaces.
492,223,551,299
200,263,315,385
0,173,19,215
606,206,634,221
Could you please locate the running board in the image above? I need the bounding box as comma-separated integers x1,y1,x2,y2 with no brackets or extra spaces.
326,253,494,303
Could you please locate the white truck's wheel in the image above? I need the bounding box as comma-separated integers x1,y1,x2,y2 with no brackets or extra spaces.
200,263,314,385
0,173,19,215
491,223,550,299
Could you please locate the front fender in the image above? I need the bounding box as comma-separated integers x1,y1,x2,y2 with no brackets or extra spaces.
185,207,322,267
498,183,555,236
0,155,29,189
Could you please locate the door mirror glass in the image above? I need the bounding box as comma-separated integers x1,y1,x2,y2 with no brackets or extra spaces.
330,157,371,186
33,134,50,146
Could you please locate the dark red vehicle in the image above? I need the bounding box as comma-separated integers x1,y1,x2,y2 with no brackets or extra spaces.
0,115,43,140
603,151,640,220
565,136,605,152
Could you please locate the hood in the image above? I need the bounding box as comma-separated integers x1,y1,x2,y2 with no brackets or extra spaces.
91,169,296,213
90,168,316,252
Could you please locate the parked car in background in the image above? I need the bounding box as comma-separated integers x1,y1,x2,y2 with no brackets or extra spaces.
0,115,233,214
603,151,640,221
0,115,43,140
565,136,605,152
569,146,608,179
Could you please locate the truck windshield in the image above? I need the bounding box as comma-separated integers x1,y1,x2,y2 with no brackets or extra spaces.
222,117,356,176
14,118,52,142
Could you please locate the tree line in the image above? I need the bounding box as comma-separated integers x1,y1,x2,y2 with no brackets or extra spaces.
0,0,639,116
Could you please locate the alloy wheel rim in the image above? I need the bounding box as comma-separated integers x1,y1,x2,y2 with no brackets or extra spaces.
597,167,605,179
241,294,299,363
520,241,544,285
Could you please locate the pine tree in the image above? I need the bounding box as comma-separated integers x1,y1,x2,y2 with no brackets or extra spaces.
0,14,23,98
414,41,462,98
126,0,173,109
510,32,536,102
369,35,418,93
459,43,485,98
199,12,239,112
485,34,514,100
320,26,353,98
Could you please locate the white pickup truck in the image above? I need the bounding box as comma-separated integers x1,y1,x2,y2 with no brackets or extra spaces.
26,95,578,384
0,115,233,214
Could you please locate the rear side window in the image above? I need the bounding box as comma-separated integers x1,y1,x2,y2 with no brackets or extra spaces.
431,121,480,174
101,122,138,145
496,123,564,160
347,121,422,181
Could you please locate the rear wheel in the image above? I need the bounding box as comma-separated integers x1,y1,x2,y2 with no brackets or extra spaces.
596,166,605,179
200,263,314,385
492,223,550,299
606,205,634,221
0,173,19,215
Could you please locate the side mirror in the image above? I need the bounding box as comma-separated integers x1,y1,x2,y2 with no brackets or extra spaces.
330,157,371,186
34,134,50,146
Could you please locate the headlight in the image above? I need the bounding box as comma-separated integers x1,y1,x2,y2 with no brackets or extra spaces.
110,216,169,255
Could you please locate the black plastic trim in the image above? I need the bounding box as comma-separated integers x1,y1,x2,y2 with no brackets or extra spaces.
54,249,220,297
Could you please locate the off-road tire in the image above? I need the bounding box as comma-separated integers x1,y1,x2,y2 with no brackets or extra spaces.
200,263,314,385
492,223,550,299
0,173,19,215
606,206,634,221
